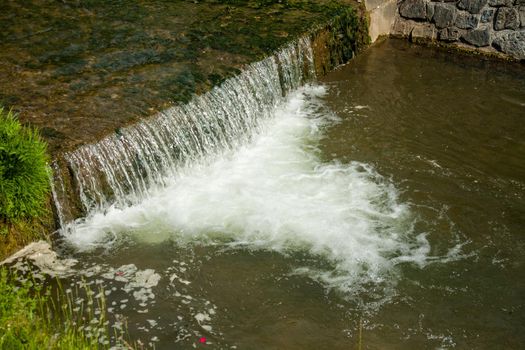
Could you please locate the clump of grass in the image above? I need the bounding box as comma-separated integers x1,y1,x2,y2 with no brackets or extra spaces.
0,107,50,222
0,267,139,349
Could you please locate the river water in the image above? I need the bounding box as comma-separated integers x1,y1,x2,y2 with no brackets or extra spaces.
51,39,525,349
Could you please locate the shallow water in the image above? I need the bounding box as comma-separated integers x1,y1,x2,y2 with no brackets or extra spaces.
0,0,355,155
51,39,525,349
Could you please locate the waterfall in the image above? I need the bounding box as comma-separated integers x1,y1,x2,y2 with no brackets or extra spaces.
52,36,316,225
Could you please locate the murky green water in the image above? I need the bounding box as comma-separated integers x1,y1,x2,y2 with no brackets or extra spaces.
319,39,525,348
48,39,525,349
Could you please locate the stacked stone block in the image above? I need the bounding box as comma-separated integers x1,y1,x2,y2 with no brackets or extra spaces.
394,0,525,59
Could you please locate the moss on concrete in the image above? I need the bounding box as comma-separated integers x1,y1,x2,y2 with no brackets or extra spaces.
0,0,367,156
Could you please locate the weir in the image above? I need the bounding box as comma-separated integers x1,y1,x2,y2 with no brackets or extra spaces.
53,37,315,224
51,34,335,226
53,37,314,224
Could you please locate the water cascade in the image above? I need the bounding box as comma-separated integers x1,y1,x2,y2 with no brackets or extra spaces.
52,37,315,225
50,35,432,307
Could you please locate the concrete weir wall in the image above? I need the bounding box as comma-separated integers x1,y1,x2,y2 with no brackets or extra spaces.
0,1,368,230
364,0,525,60
48,9,370,225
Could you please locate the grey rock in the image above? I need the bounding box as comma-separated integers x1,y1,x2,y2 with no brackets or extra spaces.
433,3,457,28
411,23,438,40
517,0,525,5
480,8,495,23
439,27,463,40
519,6,525,27
399,0,427,19
427,2,435,21
392,18,414,36
488,0,514,6
492,31,525,59
462,27,492,46
495,8,520,30
455,11,480,28
457,0,488,14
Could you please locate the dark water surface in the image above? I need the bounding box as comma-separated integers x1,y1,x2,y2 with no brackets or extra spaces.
319,38,525,348
51,39,525,349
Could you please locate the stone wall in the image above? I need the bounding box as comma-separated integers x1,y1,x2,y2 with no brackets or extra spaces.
390,0,525,60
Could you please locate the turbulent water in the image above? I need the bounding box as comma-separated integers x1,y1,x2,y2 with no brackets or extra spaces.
64,85,431,306
42,38,525,349
53,36,433,308
53,37,314,223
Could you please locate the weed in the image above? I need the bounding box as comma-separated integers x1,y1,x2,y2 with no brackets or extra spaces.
0,108,50,222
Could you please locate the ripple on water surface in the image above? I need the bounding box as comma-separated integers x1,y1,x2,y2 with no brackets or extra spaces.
50,39,525,349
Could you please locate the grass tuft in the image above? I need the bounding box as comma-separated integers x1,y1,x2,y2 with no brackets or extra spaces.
0,267,140,349
0,107,50,222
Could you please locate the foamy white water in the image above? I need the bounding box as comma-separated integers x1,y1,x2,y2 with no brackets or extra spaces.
63,85,430,302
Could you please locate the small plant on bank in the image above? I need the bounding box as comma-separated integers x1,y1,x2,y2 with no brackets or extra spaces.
0,107,50,222
0,267,139,349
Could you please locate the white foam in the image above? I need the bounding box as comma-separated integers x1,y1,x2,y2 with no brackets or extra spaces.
64,85,430,303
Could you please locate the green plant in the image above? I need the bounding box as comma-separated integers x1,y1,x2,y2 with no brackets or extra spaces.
0,267,139,349
0,108,50,222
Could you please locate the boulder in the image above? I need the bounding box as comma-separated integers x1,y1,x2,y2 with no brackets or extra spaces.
488,0,514,6
392,18,416,37
462,27,492,46
492,30,525,59
411,22,438,40
439,27,463,40
457,0,488,14
494,8,520,30
427,2,435,21
519,6,525,27
433,3,457,28
455,11,480,28
399,0,428,19
480,8,495,23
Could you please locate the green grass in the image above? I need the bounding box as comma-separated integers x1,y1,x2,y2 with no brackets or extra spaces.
0,107,53,259
0,107,50,222
0,267,137,349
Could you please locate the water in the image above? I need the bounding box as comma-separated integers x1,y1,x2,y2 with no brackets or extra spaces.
0,0,352,155
318,39,525,348
47,38,525,349
52,37,315,224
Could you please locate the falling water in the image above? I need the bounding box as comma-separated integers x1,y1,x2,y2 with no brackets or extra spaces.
53,37,315,222
49,32,440,308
